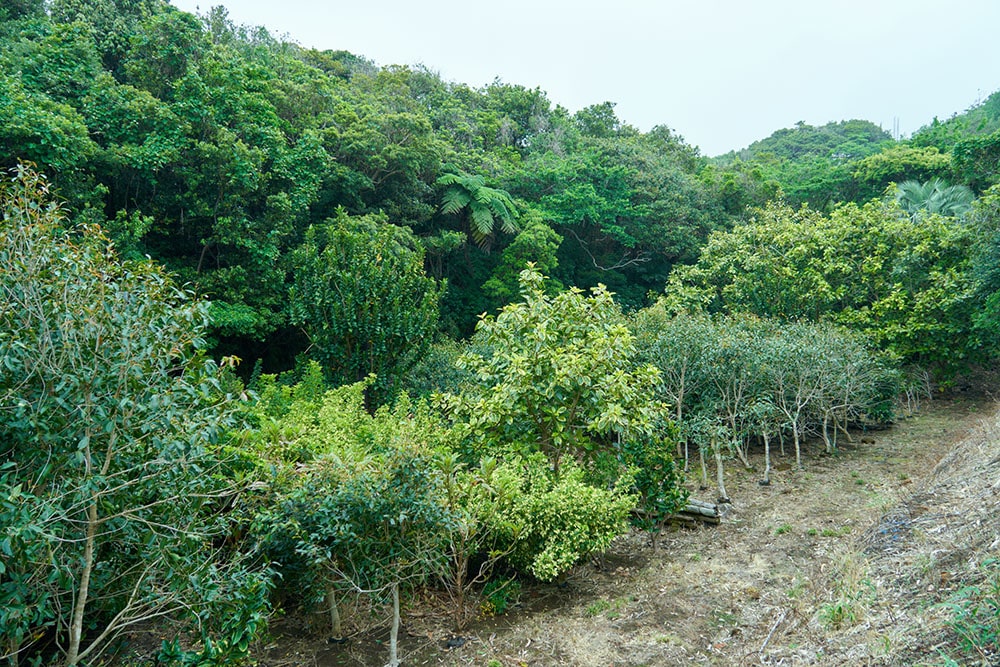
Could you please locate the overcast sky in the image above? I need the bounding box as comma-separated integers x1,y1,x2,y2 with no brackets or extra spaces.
168,0,1000,156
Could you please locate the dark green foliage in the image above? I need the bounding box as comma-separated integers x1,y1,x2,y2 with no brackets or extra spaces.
288,210,443,405
0,166,266,666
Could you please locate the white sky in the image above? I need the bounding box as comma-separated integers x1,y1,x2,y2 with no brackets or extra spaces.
168,0,1000,156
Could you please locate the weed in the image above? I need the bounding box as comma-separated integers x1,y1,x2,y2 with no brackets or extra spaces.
819,554,875,630
480,577,521,617
807,528,819,536
586,596,628,618
775,524,792,535
939,558,999,662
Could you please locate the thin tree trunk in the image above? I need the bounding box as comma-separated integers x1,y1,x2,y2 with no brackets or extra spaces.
388,582,401,667
762,431,771,485
327,583,342,637
66,499,98,666
683,439,690,473
793,422,802,470
713,437,729,503
699,444,708,488
822,412,833,454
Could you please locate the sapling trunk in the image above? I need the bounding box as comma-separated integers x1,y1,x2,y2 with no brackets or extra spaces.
822,412,833,454
793,422,802,470
699,444,708,488
762,431,771,485
327,583,342,637
713,436,729,503
388,582,401,667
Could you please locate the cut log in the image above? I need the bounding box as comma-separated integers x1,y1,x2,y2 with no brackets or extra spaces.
672,498,721,526
632,498,722,527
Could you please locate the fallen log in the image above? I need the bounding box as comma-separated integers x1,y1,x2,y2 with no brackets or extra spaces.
631,498,721,527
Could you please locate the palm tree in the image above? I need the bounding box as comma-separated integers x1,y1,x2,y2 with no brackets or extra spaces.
436,171,519,247
896,178,974,220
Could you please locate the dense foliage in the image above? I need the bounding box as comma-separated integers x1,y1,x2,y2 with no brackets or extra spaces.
5,2,1000,664
0,167,266,666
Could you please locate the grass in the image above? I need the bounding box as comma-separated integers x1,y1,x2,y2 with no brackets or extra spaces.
818,554,875,630
939,558,1000,662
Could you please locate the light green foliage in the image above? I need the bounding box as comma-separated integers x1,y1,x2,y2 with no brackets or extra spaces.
0,166,263,666
289,210,443,404
442,266,668,475
969,185,1000,355
851,145,953,199
254,384,456,666
487,456,634,582
665,198,978,373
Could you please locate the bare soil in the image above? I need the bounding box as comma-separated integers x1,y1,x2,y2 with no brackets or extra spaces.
258,397,999,667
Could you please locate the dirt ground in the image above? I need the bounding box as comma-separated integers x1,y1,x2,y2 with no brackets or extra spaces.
259,396,999,667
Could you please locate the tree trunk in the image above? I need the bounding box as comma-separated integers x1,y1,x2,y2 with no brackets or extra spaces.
762,431,771,485
66,499,98,665
327,583,342,637
793,422,802,470
713,437,730,503
388,582,401,667
822,412,833,454
699,444,708,488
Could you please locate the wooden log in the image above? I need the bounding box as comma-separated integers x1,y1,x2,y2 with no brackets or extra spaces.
670,511,721,526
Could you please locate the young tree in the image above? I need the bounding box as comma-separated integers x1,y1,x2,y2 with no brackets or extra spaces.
289,210,443,404
441,266,669,477
0,166,260,666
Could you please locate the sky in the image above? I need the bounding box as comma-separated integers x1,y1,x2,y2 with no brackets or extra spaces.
167,0,1000,156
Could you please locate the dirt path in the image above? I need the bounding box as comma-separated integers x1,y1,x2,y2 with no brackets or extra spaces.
264,397,994,666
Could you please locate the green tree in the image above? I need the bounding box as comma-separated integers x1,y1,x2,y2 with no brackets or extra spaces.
665,198,978,374
437,170,519,247
289,210,443,404
0,166,263,666
441,267,668,476
896,177,974,219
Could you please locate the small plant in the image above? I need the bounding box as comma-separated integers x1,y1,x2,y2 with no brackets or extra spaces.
480,577,521,617
807,528,819,536
585,596,628,618
940,558,999,662
818,555,875,630
585,598,612,617
775,524,792,535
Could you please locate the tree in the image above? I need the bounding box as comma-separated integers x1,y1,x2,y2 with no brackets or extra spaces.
437,170,519,247
664,198,978,374
289,210,443,404
0,166,263,666
896,177,975,220
253,381,457,667
441,266,669,476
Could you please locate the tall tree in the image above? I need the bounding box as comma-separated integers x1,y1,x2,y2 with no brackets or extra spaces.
289,210,443,404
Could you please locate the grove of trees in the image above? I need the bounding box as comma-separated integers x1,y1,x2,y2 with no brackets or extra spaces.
4,2,1000,665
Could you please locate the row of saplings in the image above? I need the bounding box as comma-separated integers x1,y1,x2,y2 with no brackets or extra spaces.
243,268,900,667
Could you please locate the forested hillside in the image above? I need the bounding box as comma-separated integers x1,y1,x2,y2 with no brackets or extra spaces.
2,2,999,665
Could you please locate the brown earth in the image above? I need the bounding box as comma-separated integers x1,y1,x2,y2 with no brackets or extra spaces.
257,397,999,667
